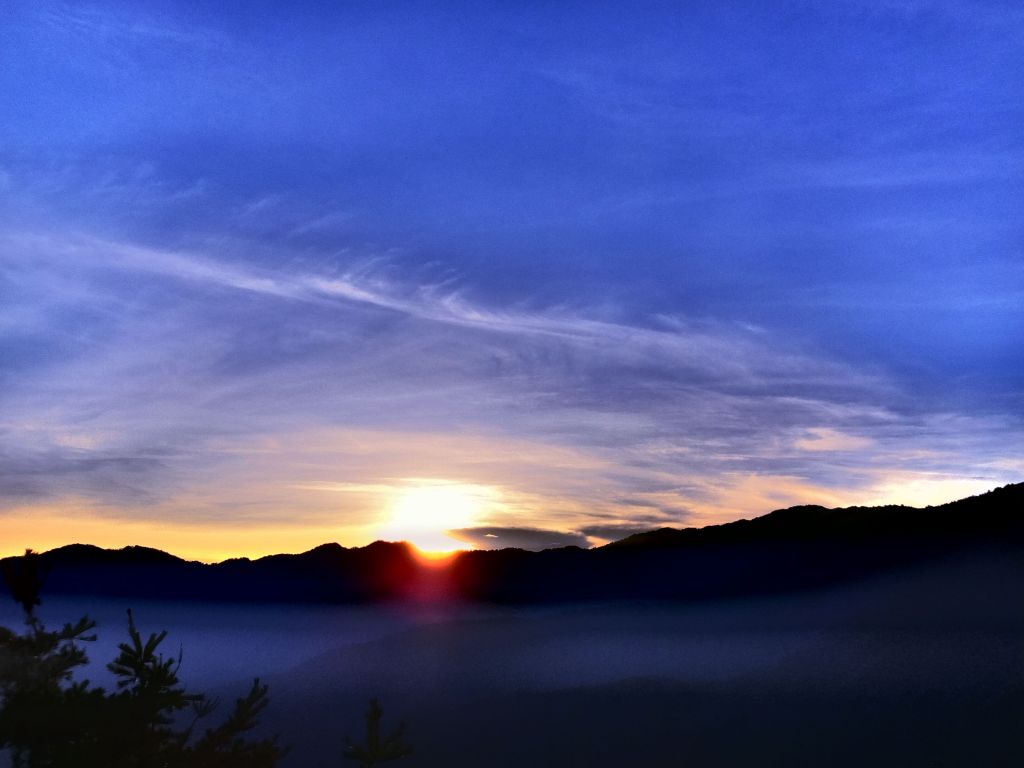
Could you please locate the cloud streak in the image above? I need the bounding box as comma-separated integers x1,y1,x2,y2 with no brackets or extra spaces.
2,226,1020,558
1,1,1021,558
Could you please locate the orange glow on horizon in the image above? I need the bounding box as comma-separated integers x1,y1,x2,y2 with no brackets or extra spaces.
409,546,462,568
3,474,1010,565
0,509,373,564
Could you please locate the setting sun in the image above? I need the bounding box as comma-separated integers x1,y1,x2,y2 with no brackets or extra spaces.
377,482,491,553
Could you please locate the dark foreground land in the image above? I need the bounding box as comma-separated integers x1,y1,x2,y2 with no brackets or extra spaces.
3,484,1023,766
7,482,1023,605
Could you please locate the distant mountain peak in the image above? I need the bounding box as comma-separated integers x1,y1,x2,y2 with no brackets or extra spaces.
3,482,1020,605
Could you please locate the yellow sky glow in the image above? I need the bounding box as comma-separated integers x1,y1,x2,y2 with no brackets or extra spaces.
375,481,496,553
0,463,1012,561
0,508,375,564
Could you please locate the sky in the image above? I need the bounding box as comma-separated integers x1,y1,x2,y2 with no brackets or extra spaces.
1,0,1022,559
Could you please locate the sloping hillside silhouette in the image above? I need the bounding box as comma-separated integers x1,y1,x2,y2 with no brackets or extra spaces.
4,482,1021,604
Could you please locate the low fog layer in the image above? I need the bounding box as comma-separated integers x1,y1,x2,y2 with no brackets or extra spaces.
3,551,1022,766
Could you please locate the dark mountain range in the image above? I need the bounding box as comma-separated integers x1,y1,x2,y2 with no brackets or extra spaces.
4,483,1022,605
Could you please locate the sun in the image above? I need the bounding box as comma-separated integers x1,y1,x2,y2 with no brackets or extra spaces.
378,482,486,554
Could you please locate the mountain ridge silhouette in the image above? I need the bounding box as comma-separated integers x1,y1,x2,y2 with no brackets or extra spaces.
5,482,1022,604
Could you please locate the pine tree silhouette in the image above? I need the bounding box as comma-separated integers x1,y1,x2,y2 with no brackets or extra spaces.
2,549,417,767
342,698,414,767
1,548,44,615
0,549,286,767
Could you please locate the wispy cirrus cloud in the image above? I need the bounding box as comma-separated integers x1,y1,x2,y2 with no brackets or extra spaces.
43,4,229,51
2,231,888,394
1,0,1021,559
2,226,1020,559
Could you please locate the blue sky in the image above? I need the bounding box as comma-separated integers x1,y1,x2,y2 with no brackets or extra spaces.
1,0,1022,557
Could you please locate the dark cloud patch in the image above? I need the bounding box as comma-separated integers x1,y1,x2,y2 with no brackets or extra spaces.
594,506,695,526
0,450,167,507
652,508,695,524
613,497,666,510
449,526,590,552
0,476,49,499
